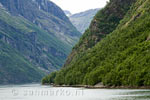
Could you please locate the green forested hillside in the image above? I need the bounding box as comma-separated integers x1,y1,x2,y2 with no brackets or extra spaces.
0,0,80,84
43,0,150,86
63,0,135,67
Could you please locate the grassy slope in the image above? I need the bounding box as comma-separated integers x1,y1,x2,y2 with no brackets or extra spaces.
43,0,150,86
0,8,71,67
0,41,44,84
0,7,71,84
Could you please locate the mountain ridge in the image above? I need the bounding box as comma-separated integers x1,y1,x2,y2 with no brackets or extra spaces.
0,0,81,84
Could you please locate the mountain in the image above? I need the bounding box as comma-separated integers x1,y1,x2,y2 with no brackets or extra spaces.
63,0,135,68
42,0,150,87
69,8,100,34
64,10,72,16
0,0,81,46
0,0,81,84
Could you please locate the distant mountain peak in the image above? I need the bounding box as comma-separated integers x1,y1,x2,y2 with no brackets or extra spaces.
71,8,100,17
69,8,100,33
64,10,72,16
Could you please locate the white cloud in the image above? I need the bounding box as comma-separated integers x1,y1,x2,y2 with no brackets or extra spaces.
50,0,109,14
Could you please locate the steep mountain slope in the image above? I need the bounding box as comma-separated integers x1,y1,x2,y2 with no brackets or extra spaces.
60,0,150,86
63,0,136,68
0,0,81,46
0,40,44,84
43,0,150,86
0,0,80,84
69,9,100,34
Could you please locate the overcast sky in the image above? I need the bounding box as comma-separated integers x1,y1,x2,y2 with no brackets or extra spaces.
50,0,109,14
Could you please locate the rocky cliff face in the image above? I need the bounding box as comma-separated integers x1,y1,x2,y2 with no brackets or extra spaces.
0,0,81,84
0,0,81,45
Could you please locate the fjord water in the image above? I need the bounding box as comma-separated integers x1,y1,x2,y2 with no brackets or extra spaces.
0,84,150,100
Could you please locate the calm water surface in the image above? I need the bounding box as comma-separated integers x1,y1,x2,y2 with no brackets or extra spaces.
0,84,150,100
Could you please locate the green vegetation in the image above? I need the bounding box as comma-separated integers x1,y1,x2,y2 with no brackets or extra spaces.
0,40,44,84
0,0,81,84
43,0,150,86
0,7,66,84
64,0,135,68
42,72,57,84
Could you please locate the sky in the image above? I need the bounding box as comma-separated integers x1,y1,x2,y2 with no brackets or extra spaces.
50,0,109,14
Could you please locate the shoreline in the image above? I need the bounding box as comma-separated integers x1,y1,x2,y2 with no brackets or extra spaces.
51,84,150,89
